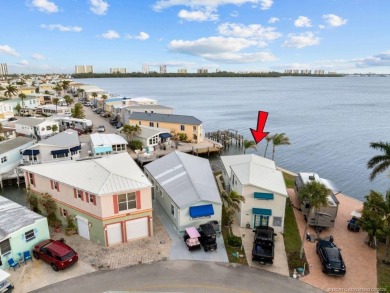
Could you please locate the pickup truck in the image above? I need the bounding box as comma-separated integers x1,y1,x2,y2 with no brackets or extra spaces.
252,226,276,264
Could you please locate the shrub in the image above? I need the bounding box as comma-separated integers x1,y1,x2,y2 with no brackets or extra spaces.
129,140,143,150
177,133,188,142
227,235,242,247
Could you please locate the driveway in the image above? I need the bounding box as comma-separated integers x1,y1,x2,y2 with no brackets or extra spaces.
33,260,323,293
153,201,229,262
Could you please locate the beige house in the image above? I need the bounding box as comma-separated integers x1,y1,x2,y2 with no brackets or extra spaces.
129,113,204,143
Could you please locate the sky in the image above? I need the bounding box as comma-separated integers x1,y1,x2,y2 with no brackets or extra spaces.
1,0,390,74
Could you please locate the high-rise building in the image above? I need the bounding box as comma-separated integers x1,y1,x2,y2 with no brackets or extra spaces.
314,70,325,75
284,69,293,74
197,68,208,74
75,65,93,74
300,69,311,74
0,63,8,79
142,64,150,74
110,68,127,74
159,65,167,74
178,68,187,74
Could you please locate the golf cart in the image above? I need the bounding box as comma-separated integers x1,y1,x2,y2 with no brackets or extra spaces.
0,269,14,292
347,210,361,232
183,227,201,251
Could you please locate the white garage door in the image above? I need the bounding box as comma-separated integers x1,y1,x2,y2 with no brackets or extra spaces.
126,217,149,241
106,223,122,246
76,216,90,240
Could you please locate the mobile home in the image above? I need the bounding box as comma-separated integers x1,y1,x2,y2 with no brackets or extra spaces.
295,172,340,229
56,117,93,133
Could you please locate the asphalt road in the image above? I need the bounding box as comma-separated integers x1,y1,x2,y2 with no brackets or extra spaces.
33,260,323,293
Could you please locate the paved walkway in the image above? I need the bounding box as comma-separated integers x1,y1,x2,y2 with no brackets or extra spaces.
288,188,377,292
153,200,229,262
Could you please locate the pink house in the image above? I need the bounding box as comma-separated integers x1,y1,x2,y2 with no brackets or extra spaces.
20,153,153,246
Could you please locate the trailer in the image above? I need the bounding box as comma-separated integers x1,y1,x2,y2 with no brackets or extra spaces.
295,172,340,229
55,117,93,133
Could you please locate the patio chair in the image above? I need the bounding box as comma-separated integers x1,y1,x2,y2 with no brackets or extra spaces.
7,258,20,271
23,251,33,263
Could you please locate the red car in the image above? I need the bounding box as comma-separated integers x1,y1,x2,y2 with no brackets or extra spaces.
33,239,78,271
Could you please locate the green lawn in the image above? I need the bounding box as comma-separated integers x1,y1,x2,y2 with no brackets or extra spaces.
221,225,248,265
283,172,295,189
377,244,390,291
283,198,309,276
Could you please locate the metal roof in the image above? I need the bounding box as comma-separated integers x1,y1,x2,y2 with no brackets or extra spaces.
33,129,80,148
123,104,173,111
90,133,128,146
0,196,45,242
221,154,276,178
20,153,151,195
129,112,202,125
0,136,35,155
135,125,170,139
15,117,46,127
144,151,221,208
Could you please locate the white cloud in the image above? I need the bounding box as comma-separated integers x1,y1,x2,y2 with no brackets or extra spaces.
168,36,276,63
40,24,82,32
283,32,320,48
100,30,120,39
354,50,390,67
318,25,325,29
294,16,312,28
31,53,45,60
135,32,150,40
0,45,20,57
218,22,282,43
268,17,279,24
153,0,271,11
178,9,219,22
322,14,347,27
89,0,109,15
18,60,29,66
30,0,58,13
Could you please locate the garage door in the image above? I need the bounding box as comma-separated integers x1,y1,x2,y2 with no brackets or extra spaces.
106,223,122,246
76,216,90,240
126,217,149,241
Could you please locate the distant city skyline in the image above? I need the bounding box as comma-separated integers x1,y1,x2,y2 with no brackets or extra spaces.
1,0,390,74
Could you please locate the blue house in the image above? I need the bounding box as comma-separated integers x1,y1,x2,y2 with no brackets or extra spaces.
0,137,35,175
0,196,50,270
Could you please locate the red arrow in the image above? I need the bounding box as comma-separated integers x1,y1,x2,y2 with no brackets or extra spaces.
250,111,269,144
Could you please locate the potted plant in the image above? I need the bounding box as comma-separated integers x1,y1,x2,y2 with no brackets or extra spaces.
47,214,62,232
65,215,77,236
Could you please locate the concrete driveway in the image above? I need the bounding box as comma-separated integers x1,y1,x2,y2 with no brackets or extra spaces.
154,201,229,262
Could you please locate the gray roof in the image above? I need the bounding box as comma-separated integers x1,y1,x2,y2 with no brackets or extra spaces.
0,136,35,155
135,125,170,139
0,196,45,242
21,153,151,195
36,129,80,147
129,112,202,125
124,105,173,111
15,117,46,127
144,151,221,208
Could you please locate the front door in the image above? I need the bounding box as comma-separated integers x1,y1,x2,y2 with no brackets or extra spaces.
253,215,269,228
76,216,90,240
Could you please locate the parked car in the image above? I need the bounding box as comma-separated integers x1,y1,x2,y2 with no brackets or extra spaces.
33,238,78,271
109,117,118,125
252,226,276,264
95,108,102,114
347,210,361,232
198,223,217,252
316,238,346,276
100,112,110,118
115,122,123,129
97,125,105,132
7,117,17,121
92,107,101,113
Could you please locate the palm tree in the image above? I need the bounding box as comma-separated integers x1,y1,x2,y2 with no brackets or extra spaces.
298,181,329,258
91,92,98,106
271,133,291,161
120,124,142,142
63,95,74,107
367,141,390,181
71,103,85,119
101,94,108,111
243,139,257,154
18,93,26,108
4,84,18,98
263,134,273,158
221,190,245,231
53,84,62,97
52,97,60,113
61,80,71,93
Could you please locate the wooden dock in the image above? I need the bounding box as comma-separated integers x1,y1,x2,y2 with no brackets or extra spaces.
205,129,245,150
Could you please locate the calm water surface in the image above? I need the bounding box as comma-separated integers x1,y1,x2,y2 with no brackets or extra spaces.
69,77,389,201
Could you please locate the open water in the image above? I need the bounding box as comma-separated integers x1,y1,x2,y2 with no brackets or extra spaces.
70,77,388,201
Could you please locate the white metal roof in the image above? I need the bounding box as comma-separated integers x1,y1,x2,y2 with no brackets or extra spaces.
221,154,276,178
135,125,170,139
15,117,46,127
20,153,151,195
0,196,45,242
145,151,221,208
90,133,128,146
34,129,80,147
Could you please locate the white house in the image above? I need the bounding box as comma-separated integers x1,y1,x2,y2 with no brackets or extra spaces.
0,137,35,175
0,127,16,140
133,125,172,149
22,129,81,164
2,96,40,113
144,151,222,233
14,117,59,139
119,104,174,125
90,133,127,156
221,154,288,233
0,102,14,120
37,105,71,116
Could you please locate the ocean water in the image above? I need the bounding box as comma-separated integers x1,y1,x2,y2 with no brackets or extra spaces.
75,77,390,200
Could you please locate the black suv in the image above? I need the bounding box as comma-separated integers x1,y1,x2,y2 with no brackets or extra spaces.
198,223,217,252
316,238,346,276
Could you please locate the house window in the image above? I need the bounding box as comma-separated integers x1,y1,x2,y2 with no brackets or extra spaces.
25,229,36,242
0,238,11,255
149,122,154,127
29,173,34,185
160,189,163,198
89,194,95,204
180,125,185,131
273,217,282,227
28,155,37,161
138,121,141,125
193,126,196,131
53,181,59,191
61,209,68,217
156,123,159,127
193,134,197,140
1,156,7,163
53,152,68,158
46,126,52,131
77,190,83,199
171,203,175,218
118,192,136,211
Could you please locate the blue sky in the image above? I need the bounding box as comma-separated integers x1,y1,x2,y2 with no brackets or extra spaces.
1,0,389,74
